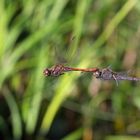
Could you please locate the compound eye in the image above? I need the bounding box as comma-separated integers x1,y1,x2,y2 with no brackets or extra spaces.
93,71,101,78
43,69,50,76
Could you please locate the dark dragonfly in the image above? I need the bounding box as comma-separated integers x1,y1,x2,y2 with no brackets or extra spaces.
93,68,140,86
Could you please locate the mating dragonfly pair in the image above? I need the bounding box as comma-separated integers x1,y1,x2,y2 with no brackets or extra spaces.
43,64,140,86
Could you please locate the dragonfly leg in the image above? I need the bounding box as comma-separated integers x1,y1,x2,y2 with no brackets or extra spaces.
59,73,65,76
112,74,119,86
107,65,112,69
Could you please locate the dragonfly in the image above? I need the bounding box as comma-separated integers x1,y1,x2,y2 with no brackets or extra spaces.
93,67,140,86
43,64,99,76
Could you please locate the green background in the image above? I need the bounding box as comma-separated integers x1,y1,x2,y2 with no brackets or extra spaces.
0,0,140,139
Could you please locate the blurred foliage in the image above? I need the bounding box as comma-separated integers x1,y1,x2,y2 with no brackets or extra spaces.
0,0,140,139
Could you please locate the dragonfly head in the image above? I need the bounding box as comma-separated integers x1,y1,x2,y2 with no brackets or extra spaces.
93,69,102,78
43,68,51,76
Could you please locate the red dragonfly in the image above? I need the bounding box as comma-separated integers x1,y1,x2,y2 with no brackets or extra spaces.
43,64,98,76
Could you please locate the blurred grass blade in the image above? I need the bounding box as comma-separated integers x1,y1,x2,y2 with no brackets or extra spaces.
93,0,138,49
62,128,83,140
48,0,68,23
3,88,22,140
0,0,7,58
10,0,69,64
23,46,47,134
40,75,76,132
68,0,91,61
